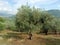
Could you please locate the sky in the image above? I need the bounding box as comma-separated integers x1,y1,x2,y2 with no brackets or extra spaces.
0,0,60,14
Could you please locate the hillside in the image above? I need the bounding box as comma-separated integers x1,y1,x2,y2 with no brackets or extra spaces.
0,11,14,17
47,10,60,17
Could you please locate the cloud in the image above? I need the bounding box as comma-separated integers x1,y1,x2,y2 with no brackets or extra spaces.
0,0,14,14
11,0,27,14
12,0,58,10
0,0,59,14
28,0,57,4
0,0,27,14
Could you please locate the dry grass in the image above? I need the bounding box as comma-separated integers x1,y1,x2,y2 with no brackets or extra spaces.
0,30,60,45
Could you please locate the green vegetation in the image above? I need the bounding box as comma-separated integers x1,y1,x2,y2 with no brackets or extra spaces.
0,2,60,45
15,5,60,35
0,17,5,31
0,5,60,35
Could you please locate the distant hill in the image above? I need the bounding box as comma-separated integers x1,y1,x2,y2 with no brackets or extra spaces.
0,11,16,23
0,9,60,18
0,11,14,17
47,10,60,17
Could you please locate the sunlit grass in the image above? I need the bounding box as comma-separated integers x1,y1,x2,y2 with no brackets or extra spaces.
0,32,60,45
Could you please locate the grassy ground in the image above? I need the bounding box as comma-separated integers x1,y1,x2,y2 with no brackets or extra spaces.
0,31,60,45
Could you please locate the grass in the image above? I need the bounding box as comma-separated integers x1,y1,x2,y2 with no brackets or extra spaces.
46,38,60,45
0,31,60,45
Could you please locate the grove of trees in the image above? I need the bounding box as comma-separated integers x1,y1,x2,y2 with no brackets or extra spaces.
15,5,59,35
0,5,60,35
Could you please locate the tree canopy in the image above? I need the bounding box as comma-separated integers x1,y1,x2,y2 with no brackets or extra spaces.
15,5,59,34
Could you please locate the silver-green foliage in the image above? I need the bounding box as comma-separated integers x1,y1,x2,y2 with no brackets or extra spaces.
16,5,58,33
